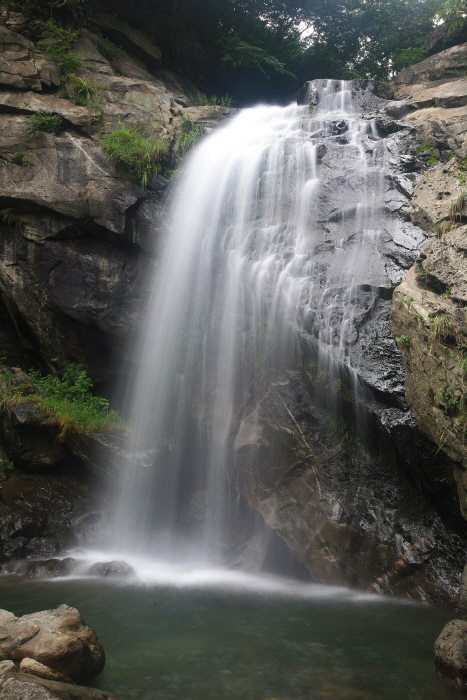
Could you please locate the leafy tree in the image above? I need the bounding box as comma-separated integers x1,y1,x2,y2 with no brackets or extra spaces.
12,0,443,102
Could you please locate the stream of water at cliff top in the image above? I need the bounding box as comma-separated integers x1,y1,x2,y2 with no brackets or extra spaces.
111,79,398,564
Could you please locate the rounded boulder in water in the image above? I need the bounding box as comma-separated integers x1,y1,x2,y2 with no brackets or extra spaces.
86,560,135,578
434,618,467,686
0,605,105,683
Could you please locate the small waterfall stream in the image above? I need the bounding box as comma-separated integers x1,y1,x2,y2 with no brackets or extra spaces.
113,80,406,564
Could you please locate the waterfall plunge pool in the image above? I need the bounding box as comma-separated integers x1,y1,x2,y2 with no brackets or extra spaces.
0,567,458,700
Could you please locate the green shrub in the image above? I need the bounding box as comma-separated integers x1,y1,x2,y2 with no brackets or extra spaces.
416,141,438,164
38,20,82,78
430,315,454,342
26,112,64,135
68,74,100,106
2,364,125,436
396,335,411,349
11,151,32,165
101,121,165,187
192,90,233,107
392,46,427,73
102,38,120,57
173,115,206,164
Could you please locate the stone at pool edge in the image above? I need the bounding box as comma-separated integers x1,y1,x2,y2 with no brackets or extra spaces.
0,661,17,674
0,604,104,683
14,557,135,579
434,562,467,687
0,673,119,699
19,657,76,684
434,619,467,685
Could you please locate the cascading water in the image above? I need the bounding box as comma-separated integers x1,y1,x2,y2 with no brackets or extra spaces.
112,79,407,564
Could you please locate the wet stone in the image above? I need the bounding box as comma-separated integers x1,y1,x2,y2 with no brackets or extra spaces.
86,560,135,578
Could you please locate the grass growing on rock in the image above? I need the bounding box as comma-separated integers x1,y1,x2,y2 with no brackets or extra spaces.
173,115,206,165
0,364,126,436
68,74,100,107
26,112,64,135
38,20,82,78
192,90,233,107
101,121,165,187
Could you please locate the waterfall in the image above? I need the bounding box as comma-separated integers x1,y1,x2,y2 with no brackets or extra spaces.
112,80,400,564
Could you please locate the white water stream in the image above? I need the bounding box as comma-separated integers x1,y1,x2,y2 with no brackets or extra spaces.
112,80,395,564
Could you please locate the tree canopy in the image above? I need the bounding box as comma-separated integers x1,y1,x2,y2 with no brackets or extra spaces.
114,0,441,102
9,0,443,103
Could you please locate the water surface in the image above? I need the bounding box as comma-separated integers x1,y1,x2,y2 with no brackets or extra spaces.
0,571,457,700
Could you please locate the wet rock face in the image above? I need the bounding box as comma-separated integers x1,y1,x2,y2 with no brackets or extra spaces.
0,224,151,381
0,19,232,382
0,19,190,381
234,370,466,605
0,451,103,564
390,257,467,520
389,47,467,523
288,81,429,405
224,79,467,602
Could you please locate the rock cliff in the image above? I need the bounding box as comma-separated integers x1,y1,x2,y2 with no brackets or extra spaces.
0,3,466,607
390,43,467,529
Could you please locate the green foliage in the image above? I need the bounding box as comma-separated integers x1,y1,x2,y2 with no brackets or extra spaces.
101,121,165,187
192,90,233,107
68,74,100,107
221,32,296,79
1,211,21,228
38,20,82,78
436,219,460,237
19,364,124,435
437,0,467,32
102,38,120,57
396,335,411,349
449,192,466,221
11,151,32,165
416,141,438,164
439,385,458,408
26,112,64,135
430,315,454,342
0,456,14,471
392,46,427,72
324,413,353,441
173,115,206,164
136,0,438,103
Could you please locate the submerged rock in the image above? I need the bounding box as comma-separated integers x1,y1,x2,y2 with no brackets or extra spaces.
86,560,135,578
0,604,105,683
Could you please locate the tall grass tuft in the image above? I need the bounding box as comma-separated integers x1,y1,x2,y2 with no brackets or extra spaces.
101,121,165,187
